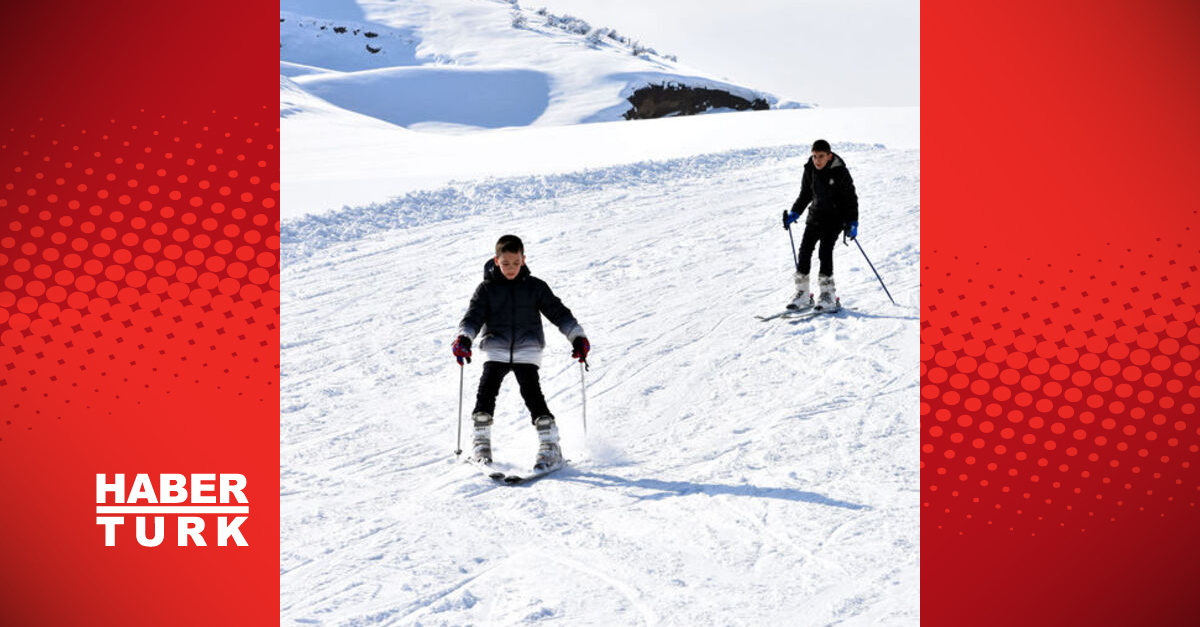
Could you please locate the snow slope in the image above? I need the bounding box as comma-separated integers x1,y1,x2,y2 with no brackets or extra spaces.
280,134,921,625
281,105,919,219
280,0,802,132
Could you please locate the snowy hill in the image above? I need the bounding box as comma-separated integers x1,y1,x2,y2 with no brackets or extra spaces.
280,0,803,132
280,134,921,625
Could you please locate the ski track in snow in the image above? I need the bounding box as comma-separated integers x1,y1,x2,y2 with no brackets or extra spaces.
281,145,920,626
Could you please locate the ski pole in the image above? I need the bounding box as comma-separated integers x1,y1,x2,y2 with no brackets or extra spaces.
783,211,799,270
853,238,897,306
454,363,464,458
579,361,588,438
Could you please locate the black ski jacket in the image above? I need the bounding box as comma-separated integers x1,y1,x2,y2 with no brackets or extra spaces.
456,259,585,366
790,152,859,227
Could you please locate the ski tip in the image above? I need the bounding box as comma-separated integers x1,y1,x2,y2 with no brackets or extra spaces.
502,460,570,485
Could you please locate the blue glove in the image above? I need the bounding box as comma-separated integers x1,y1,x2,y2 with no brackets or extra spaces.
845,222,858,240
782,210,800,229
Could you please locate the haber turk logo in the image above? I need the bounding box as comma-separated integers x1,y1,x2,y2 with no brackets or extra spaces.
95,474,249,547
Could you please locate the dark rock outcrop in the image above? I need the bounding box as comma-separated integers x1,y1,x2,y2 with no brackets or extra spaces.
624,84,769,120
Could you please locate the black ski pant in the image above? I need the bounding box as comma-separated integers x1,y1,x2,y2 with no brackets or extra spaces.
473,361,552,424
796,220,843,277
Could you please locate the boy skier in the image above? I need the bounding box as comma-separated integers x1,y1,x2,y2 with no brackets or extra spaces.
782,139,859,311
451,234,590,471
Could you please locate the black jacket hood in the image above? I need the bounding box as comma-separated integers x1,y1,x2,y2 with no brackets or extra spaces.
807,152,846,170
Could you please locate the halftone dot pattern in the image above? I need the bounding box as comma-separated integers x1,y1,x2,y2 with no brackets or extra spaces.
0,109,279,443
921,228,1200,534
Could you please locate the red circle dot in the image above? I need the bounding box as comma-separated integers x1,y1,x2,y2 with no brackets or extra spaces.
248,268,269,284
176,266,198,283
104,265,125,281
227,262,248,279
125,271,147,288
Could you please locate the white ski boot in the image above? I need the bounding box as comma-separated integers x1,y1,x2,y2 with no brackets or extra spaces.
470,412,493,464
816,275,840,312
787,272,814,310
533,416,563,471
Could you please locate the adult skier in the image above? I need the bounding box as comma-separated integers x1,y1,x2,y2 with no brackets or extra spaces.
782,139,859,311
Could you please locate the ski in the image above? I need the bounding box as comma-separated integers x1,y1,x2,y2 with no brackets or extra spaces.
756,307,813,322
786,306,847,322
500,460,569,485
464,457,569,484
464,457,507,482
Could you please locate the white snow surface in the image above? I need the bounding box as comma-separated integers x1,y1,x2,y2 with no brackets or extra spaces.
282,105,918,220
279,0,802,134
280,134,921,624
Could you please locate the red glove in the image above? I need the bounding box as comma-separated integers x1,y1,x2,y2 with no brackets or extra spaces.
452,336,472,365
571,337,590,363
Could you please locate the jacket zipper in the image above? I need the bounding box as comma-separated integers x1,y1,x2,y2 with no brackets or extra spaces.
508,282,516,363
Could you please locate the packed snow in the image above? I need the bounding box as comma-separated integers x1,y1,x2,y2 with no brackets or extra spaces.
281,138,920,625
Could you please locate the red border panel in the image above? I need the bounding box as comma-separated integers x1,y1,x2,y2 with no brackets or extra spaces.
0,2,278,626
925,1,1200,624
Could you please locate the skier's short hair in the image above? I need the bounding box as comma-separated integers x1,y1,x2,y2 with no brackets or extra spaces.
495,234,524,256
811,139,831,153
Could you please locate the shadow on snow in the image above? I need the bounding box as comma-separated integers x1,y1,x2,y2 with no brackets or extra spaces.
558,470,871,511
